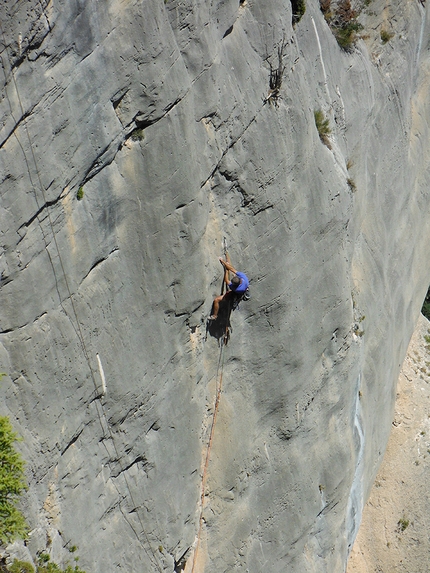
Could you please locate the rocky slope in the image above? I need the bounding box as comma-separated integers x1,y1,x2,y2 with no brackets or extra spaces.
347,313,430,573
0,0,430,572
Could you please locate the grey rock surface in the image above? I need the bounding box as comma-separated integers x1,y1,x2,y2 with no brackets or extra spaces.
0,0,430,572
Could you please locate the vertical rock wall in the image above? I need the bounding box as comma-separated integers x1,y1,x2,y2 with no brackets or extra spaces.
0,0,430,572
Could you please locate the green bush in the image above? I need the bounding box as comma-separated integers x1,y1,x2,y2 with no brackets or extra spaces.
8,560,34,573
314,109,331,147
36,554,86,573
380,29,394,44
334,21,362,50
320,0,363,51
291,0,306,25
131,128,145,142
0,417,28,544
76,187,84,201
5,558,87,573
397,516,409,532
422,287,430,320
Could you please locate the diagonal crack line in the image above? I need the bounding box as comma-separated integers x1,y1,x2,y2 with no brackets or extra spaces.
80,247,119,283
111,455,152,479
0,311,47,334
60,425,85,456
200,112,259,189
131,92,186,131
17,189,66,232
0,101,38,149
86,93,188,181
83,139,122,184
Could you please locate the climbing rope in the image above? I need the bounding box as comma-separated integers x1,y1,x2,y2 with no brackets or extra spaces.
0,20,163,573
191,339,227,573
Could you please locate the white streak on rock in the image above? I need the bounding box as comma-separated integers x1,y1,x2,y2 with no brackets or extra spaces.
311,16,331,103
346,375,365,551
96,353,106,396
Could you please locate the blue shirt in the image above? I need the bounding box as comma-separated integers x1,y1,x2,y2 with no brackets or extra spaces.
229,271,249,294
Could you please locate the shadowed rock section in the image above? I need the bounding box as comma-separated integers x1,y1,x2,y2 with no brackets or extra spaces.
0,0,430,572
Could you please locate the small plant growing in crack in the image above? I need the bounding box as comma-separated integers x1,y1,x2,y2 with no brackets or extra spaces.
314,109,331,148
347,177,356,192
131,128,145,141
397,516,410,532
380,29,394,44
76,186,84,201
264,37,287,107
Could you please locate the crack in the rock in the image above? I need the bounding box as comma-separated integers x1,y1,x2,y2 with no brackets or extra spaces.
17,190,65,233
0,311,47,334
80,248,119,283
84,92,183,182
131,96,183,130
0,102,38,149
111,455,153,479
223,25,234,39
174,547,190,573
199,112,259,189
60,426,85,456
83,140,120,183
253,203,274,215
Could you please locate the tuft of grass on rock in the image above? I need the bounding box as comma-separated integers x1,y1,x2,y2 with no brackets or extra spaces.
397,516,410,532
131,128,145,142
76,186,84,201
314,109,331,148
347,177,357,192
380,29,394,44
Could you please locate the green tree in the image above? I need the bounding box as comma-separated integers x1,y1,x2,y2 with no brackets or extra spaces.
8,560,34,573
0,417,28,544
422,286,430,320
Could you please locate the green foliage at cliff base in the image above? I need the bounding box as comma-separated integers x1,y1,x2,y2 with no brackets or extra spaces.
422,287,430,321
6,557,87,573
0,417,28,544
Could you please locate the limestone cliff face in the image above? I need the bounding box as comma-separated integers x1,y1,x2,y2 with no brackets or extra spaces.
0,1,430,572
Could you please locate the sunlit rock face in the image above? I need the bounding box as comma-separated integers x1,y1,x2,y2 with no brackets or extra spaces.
1,1,430,572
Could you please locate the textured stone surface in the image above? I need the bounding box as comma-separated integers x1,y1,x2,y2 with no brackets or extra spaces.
347,313,430,573
0,0,430,572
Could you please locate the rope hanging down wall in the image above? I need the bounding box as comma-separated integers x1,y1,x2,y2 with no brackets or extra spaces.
191,338,227,573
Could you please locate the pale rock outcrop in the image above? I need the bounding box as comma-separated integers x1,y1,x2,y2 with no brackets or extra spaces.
0,0,430,572
347,313,430,573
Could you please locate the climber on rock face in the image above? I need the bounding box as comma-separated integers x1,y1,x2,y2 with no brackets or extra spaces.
210,257,249,320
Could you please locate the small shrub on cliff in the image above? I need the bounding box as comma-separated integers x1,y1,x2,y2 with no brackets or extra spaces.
320,0,363,51
421,287,430,320
397,516,410,532
265,38,287,106
0,417,28,544
8,560,34,573
5,557,87,573
131,128,145,142
380,29,394,44
320,0,332,19
291,0,306,25
314,109,331,148
347,177,356,192
36,553,86,573
76,187,84,201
